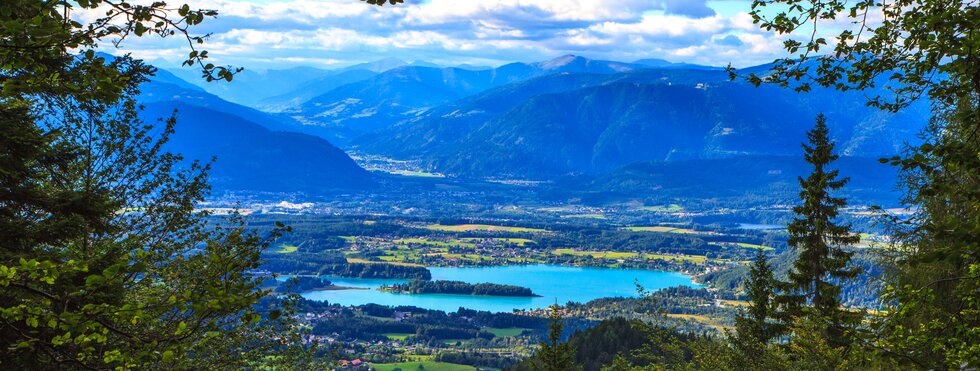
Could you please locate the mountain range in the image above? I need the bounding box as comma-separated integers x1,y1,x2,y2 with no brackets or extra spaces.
148,54,927,201
352,65,927,178
139,69,373,193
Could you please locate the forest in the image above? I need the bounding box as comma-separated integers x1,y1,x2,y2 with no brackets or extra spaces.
382,280,539,297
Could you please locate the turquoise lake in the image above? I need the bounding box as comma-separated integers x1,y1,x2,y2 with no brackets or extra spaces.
301,264,698,313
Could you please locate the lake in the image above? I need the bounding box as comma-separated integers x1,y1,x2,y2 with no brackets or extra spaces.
301,264,699,313
738,223,784,230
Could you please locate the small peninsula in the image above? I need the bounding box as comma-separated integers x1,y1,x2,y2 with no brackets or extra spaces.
380,280,540,297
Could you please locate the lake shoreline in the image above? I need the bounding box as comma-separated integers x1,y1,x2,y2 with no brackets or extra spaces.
301,264,700,313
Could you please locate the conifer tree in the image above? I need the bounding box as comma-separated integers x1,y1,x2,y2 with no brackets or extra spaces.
740,250,778,342
742,0,980,366
727,250,788,370
775,114,861,345
531,305,580,371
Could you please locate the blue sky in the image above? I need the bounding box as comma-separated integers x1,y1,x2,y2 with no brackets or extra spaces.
105,0,817,71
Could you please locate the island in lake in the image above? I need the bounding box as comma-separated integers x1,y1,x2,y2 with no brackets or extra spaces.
380,280,540,297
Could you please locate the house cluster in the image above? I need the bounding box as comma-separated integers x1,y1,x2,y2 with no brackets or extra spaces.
335,358,365,369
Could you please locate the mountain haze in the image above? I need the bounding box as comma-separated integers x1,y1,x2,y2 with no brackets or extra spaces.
140,70,374,192
353,65,927,178
284,55,659,145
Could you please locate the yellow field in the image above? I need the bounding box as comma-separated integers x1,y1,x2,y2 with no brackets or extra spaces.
423,252,493,262
627,226,702,234
665,313,728,332
665,313,711,321
346,258,424,267
552,249,637,259
645,253,708,263
394,238,476,248
459,237,536,246
423,224,547,233
552,249,708,263
719,299,751,307
719,242,774,251
277,244,299,253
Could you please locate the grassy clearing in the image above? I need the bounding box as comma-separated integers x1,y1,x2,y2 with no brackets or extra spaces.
383,333,412,341
553,249,637,259
369,361,475,371
387,170,445,178
277,244,299,254
718,242,773,251
665,313,711,322
424,252,494,263
644,253,708,263
665,313,728,332
855,233,887,248
423,224,547,233
627,226,701,234
638,204,684,212
486,327,527,337
537,206,577,212
560,213,606,219
552,249,708,263
460,237,536,246
339,236,357,243
346,257,424,267
719,299,751,307
394,238,476,248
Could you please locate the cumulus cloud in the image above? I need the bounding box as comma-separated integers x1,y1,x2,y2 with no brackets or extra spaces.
98,0,835,69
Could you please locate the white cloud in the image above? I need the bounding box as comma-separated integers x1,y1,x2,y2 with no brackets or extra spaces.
88,0,845,69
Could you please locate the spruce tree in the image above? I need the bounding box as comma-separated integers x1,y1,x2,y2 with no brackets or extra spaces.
531,305,580,371
727,250,788,370
776,114,861,344
742,0,980,366
740,250,778,342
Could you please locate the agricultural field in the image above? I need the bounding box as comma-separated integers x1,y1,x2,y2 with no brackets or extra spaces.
855,233,888,248
276,244,300,253
560,213,606,219
718,242,773,251
423,224,548,233
383,333,412,341
347,257,424,267
460,237,536,246
369,361,476,371
537,206,578,212
486,327,528,337
664,313,728,332
394,238,476,248
551,249,709,263
386,170,445,178
719,299,751,308
626,226,703,234
638,204,684,212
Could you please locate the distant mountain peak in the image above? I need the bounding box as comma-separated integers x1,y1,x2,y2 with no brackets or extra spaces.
537,55,588,69
342,57,410,73
633,58,674,67
375,57,408,65
532,55,638,74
